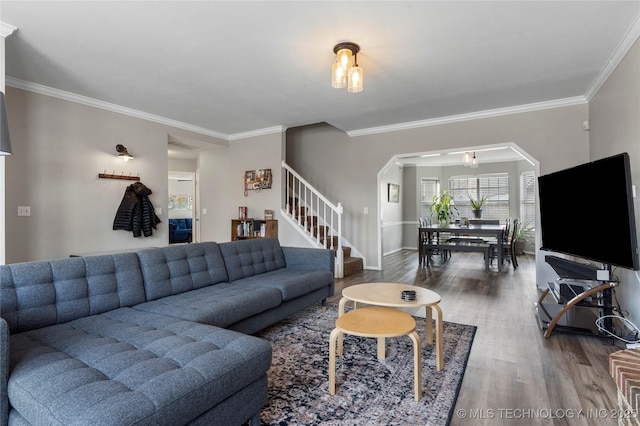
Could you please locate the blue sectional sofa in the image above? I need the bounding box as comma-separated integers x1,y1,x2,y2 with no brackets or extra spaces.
0,238,334,426
169,218,192,244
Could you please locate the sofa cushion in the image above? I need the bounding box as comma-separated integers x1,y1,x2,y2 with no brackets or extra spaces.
7,308,271,426
137,243,228,301
0,253,145,334
233,268,334,301
133,283,282,328
219,238,286,282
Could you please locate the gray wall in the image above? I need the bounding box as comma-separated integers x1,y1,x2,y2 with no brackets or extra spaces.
589,38,640,325
4,87,224,261
287,104,589,274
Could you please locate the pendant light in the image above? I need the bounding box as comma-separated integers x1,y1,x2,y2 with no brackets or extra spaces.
331,42,363,93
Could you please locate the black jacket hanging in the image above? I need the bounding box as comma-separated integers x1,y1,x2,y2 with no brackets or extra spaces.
113,182,161,237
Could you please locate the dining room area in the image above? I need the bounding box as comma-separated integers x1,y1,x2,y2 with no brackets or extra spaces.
380,144,536,272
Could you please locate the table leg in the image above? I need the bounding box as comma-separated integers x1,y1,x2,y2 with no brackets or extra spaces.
338,297,348,316
377,337,386,360
329,328,341,395
424,306,433,344
409,331,422,401
433,304,444,371
337,297,350,353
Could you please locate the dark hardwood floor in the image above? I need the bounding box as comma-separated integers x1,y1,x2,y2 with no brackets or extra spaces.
331,250,620,426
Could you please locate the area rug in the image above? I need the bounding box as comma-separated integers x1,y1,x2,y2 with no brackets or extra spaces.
255,303,476,425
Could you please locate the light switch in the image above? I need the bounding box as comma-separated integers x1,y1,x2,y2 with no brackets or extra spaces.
18,206,31,216
363,207,369,215
202,208,208,215
155,207,162,216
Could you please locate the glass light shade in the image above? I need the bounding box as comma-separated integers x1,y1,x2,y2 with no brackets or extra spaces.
471,154,478,168
347,66,364,93
336,48,353,71
332,62,346,88
463,152,470,166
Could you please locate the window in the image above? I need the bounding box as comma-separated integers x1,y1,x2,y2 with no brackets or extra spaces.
420,178,439,218
520,171,536,228
449,174,509,221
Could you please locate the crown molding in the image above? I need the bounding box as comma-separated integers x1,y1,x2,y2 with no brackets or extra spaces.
4,76,589,142
0,22,17,38
346,96,587,137
228,125,287,141
6,77,233,140
585,14,640,101
6,77,287,141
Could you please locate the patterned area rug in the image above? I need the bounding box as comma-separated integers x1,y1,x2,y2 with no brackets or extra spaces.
255,303,476,425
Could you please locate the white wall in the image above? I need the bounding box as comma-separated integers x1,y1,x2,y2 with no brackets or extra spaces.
589,38,640,324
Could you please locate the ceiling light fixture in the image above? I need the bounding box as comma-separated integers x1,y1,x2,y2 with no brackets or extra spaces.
331,42,363,93
463,152,471,166
115,144,134,161
471,152,478,168
0,92,12,156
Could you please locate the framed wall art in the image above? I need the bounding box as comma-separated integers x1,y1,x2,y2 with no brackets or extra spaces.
244,169,272,191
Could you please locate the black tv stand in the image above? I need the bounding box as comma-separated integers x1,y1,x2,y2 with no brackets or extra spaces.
535,256,617,339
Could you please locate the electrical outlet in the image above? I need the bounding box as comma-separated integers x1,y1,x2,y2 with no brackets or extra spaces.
17,206,31,217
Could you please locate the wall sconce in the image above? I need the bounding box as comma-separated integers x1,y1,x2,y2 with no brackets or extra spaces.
0,92,12,156
331,42,364,93
115,144,134,161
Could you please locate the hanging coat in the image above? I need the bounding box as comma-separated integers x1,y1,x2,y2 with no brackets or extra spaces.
113,182,161,237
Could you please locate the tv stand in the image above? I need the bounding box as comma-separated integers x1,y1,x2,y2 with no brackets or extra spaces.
535,255,617,339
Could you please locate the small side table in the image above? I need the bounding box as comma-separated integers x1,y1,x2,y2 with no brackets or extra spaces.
329,306,422,401
339,283,444,371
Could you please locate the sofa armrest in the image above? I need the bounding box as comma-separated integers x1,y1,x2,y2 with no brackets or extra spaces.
1,318,8,426
282,246,335,276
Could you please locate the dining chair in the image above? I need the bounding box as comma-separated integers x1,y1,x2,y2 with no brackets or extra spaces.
490,218,518,270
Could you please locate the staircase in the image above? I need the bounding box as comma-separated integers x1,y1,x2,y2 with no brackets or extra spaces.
281,161,363,278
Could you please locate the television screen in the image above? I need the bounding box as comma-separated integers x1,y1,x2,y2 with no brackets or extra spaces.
538,153,639,270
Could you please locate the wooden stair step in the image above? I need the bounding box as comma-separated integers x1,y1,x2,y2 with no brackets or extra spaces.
343,256,363,276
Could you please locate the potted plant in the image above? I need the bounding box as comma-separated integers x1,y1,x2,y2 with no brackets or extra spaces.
431,190,457,226
467,192,488,218
514,220,534,254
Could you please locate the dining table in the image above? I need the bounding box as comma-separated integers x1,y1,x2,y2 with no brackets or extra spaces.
418,223,506,271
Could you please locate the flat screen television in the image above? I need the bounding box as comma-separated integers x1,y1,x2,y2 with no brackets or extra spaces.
538,153,639,271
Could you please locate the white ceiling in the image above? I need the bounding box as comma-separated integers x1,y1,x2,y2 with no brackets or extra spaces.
3,1,640,143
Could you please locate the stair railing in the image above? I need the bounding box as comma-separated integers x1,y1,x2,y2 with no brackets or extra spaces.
281,160,344,278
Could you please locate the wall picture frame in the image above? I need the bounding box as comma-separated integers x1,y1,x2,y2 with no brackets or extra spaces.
388,183,400,203
244,169,272,191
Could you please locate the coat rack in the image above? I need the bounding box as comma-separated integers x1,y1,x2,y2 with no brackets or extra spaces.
98,171,141,181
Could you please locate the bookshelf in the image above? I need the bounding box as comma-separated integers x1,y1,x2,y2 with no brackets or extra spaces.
231,219,278,240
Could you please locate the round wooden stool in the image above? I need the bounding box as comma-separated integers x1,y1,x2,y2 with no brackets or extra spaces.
328,306,422,401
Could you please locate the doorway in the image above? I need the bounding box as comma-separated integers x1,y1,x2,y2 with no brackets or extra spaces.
377,142,539,270
168,171,197,244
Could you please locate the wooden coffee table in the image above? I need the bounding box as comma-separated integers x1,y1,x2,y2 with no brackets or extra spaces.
338,282,444,371
329,306,422,401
